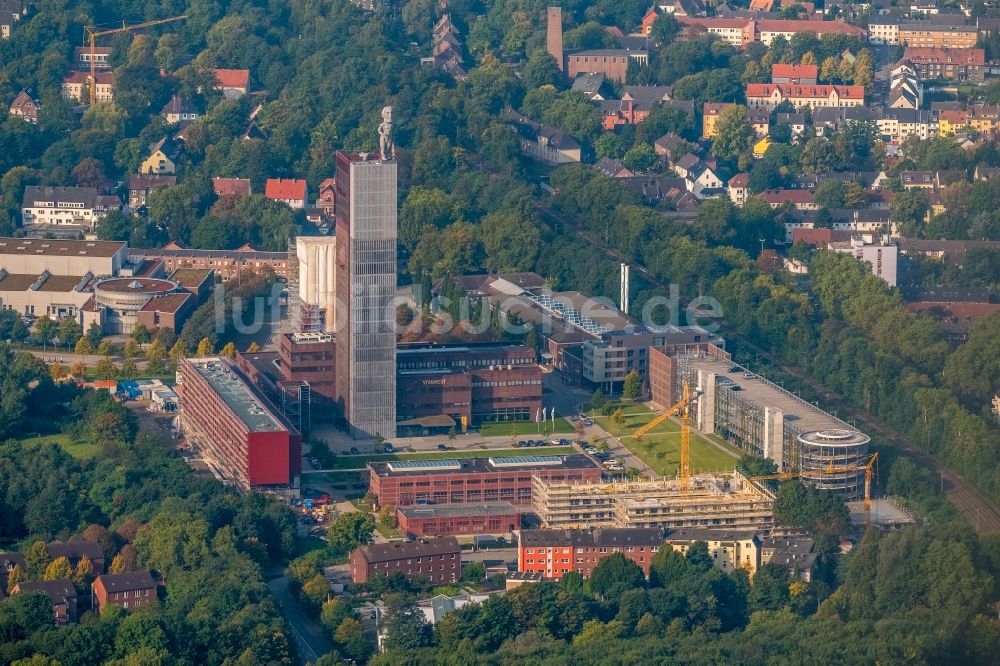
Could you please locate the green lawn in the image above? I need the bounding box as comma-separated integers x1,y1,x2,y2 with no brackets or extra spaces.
82,368,175,384
18,433,101,460
595,402,740,478
478,418,574,436
327,446,575,469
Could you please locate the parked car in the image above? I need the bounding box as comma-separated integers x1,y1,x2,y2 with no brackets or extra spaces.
437,444,448,451
728,366,740,373
558,438,570,446
730,385,743,392
383,443,395,453
517,440,528,447
349,447,360,454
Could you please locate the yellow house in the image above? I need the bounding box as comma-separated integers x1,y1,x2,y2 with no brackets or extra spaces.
667,530,762,577
703,102,737,139
139,136,180,176
753,136,772,158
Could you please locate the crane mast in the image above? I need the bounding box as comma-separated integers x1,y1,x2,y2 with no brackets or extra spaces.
634,379,700,491
84,15,187,104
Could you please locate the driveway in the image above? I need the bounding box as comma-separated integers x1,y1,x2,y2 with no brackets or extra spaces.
265,569,334,665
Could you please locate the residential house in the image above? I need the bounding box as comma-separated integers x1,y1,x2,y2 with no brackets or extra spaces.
753,136,773,157
829,236,898,286
506,109,582,165
754,19,865,46
665,529,761,576
902,47,984,81
162,95,200,124
350,537,461,584
889,62,921,110
22,187,102,229
776,112,806,138
0,552,26,594
433,13,467,80
898,22,978,48
813,106,936,143
129,175,176,209
598,87,694,130
968,104,1000,134
728,173,750,205
9,89,39,123
620,175,699,209
594,158,634,178
62,71,113,103
674,153,724,198
749,108,770,136
264,178,308,209
676,17,749,47
759,189,818,209
867,14,901,45
900,170,966,189
317,178,336,215
13,579,78,625
746,83,865,110
92,570,157,613
653,132,692,160
212,177,252,197
702,102,737,138
771,63,818,84
939,109,968,134
571,73,607,99
73,46,112,70
213,69,250,99
640,0,708,34
46,541,105,573
0,0,25,39
761,536,818,582
139,136,182,176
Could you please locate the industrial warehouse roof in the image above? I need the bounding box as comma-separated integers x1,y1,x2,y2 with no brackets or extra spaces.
398,502,520,519
167,268,213,288
354,536,460,563
370,454,600,476
521,527,666,548
0,273,92,292
188,358,285,433
0,237,125,257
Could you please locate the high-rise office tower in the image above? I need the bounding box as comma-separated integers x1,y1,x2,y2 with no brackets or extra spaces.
334,150,397,439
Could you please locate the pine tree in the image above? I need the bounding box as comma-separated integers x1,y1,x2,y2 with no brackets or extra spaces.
220,341,237,359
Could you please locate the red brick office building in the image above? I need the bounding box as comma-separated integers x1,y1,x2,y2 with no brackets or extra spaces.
396,502,522,537
278,332,336,402
178,357,301,490
518,528,666,579
368,454,603,508
92,570,157,613
350,536,461,584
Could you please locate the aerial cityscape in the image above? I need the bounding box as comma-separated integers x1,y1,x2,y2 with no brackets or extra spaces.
1,0,1000,663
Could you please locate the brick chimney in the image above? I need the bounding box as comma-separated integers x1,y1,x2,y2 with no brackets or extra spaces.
547,7,564,71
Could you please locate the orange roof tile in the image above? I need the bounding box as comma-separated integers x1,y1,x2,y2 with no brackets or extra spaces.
771,63,818,79
265,178,307,201
213,69,250,90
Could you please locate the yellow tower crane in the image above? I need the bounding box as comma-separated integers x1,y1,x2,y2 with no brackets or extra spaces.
83,15,187,104
634,379,701,491
824,452,879,523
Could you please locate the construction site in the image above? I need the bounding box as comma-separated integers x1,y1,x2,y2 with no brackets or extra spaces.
531,471,775,531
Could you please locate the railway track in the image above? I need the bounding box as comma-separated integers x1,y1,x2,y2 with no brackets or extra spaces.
536,203,1000,534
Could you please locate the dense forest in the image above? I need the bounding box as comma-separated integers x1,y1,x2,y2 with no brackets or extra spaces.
0,345,299,664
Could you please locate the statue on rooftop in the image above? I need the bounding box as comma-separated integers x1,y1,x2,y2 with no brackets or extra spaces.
378,105,395,161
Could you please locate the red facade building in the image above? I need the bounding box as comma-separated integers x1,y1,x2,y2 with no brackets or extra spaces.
350,536,461,584
178,357,301,490
368,454,603,508
92,570,157,614
396,502,522,537
14,579,78,624
518,528,666,579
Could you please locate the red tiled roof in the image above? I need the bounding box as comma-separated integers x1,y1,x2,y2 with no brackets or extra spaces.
213,69,250,90
939,109,968,123
318,178,336,191
729,173,749,187
746,83,864,99
212,177,251,197
771,63,818,79
907,302,1000,319
139,292,191,314
756,19,864,35
903,47,985,66
265,178,307,201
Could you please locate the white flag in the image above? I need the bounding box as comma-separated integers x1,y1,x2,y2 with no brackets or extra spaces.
551,407,556,423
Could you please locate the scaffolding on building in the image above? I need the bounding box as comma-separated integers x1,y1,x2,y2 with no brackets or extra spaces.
532,472,775,531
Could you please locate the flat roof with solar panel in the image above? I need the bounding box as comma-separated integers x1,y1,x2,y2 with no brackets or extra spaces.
488,456,564,468
370,453,601,477
386,459,463,473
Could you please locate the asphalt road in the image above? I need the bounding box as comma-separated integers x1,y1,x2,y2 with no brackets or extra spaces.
535,202,1000,535
265,571,334,665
